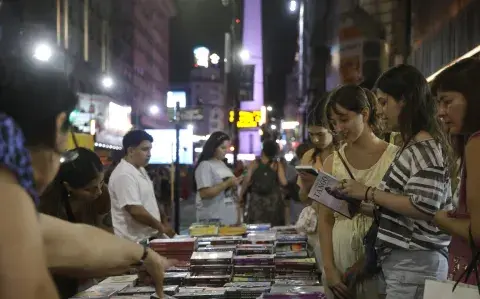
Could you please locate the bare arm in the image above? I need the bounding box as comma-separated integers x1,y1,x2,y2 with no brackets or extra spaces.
125,205,165,233
317,204,336,272
40,214,170,295
239,162,255,201
198,180,232,200
466,138,480,240
277,162,288,186
316,154,336,271
0,175,59,299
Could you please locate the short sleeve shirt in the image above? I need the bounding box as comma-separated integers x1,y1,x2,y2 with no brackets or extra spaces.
195,159,236,225
109,159,161,242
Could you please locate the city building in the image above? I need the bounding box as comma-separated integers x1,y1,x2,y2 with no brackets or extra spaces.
131,0,176,129
409,0,480,81
238,0,264,156
190,67,227,136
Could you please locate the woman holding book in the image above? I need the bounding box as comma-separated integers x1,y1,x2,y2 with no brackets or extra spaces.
335,65,452,298
296,96,335,271
318,85,398,299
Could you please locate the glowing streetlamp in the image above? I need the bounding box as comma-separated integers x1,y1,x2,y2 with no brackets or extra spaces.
101,76,114,89
210,53,220,65
289,0,298,12
149,105,160,115
267,106,273,112
239,49,251,62
33,43,53,62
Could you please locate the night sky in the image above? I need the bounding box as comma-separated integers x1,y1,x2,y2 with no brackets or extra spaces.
169,0,298,116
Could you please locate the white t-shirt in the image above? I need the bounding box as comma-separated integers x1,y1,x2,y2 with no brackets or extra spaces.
195,159,237,225
109,159,161,242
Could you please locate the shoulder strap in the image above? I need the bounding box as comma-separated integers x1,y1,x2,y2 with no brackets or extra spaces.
336,151,355,180
62,196,77,223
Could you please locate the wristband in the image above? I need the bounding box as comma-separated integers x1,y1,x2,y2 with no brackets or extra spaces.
132,244,149,267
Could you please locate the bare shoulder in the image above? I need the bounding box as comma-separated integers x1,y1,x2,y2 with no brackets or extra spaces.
322,154,334,174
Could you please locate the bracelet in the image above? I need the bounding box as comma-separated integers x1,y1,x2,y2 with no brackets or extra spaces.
132,244,149,267
364,187,372,202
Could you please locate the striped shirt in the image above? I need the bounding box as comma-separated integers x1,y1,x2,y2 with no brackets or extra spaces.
376,139,452,257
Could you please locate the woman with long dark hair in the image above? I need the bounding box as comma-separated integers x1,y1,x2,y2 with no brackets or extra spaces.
336,65,452,298
431,58,480,286
194,131,243,224
39,148,110,298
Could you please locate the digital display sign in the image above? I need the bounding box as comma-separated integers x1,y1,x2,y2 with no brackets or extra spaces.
229,110,262,128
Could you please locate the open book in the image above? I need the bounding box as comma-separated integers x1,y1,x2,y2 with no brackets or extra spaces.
307,170,359,219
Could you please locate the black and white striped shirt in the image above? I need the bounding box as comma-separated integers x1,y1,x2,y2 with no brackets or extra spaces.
376,139,452,256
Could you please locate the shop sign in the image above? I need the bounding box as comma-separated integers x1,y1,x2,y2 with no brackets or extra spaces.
229,110,261,128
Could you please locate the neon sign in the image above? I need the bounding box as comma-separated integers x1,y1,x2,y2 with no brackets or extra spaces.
229,110,262,128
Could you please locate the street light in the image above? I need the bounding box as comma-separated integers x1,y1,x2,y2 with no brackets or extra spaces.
271,124,277,130
149,105,160,115
33,43,53,62
289,0,298,12
101,76,114,89
239,49,251,62
267,106,273,112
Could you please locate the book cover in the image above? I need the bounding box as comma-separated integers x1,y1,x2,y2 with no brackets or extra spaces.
307,170,357,219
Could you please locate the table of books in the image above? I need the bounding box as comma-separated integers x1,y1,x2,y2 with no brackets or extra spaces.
70,223,326,299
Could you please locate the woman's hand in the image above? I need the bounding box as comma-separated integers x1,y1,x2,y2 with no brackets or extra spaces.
324,266,353,299
299,172,317,191
143,249,176,297
335,179,368,201
227,176,243,187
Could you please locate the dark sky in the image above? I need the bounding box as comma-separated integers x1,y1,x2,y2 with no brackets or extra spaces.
169,0,298,115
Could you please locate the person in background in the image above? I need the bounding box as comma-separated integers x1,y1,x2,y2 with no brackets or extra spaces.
0,56,172,298
241,140,288,226
291,143,312,166
109,130,174,242
318,85,397,299
39,148,111,298
431,58,480,285
194,131,243,225
337,65,452,298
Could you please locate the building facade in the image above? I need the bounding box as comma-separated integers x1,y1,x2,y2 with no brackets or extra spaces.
190,67,227,136
132,0,176,129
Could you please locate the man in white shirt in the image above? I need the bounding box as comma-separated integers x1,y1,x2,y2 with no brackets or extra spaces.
109,130,172,242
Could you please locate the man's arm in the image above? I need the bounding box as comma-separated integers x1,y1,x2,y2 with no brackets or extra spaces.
111,174,164,233
125,205,164,233
0,178,59,299
39,214,171,296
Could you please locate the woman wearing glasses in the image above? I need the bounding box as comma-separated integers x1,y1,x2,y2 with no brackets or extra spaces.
0,57,172,298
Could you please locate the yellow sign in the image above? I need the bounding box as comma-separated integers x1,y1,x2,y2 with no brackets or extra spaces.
67,133,94,150
229,110,262,128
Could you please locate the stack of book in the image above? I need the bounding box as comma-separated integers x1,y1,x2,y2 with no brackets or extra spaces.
149,238,196,262
169,286,228,298
233,254,275,282
263,285,327,299
186,251,234,287
224,282,271,299
274,258,317,282
189,223,219,237
70,284,127,299
218,224,247,236
164,272,190,286
197,236,244,249
246,224,271,233
274,234,308,259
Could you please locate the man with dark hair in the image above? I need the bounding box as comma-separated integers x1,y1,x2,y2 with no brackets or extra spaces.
109,130,173,241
